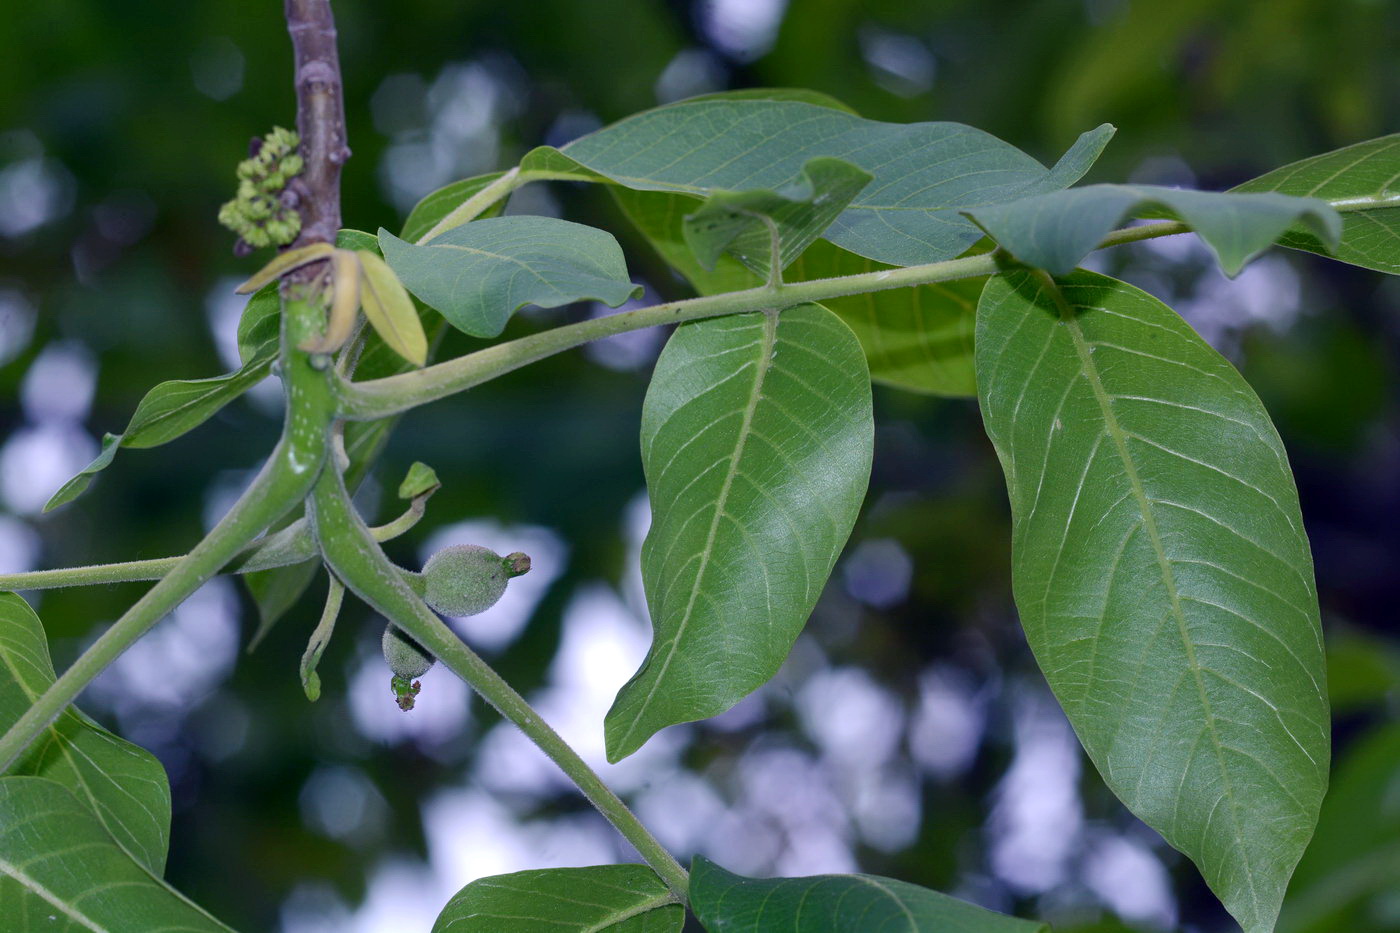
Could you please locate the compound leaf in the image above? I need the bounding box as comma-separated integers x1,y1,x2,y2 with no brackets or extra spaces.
976,269,1328,933
606,304,872,762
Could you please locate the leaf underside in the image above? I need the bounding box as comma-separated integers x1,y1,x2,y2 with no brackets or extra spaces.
614,187,980,396
975,269,1329,933
536,98,1114,267
378,217,641,338
966,184,1340,276
606,303,873,762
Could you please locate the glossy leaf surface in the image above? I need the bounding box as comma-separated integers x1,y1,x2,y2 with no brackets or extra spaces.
0,777,231,931
689,858,1047,932
379,217,641,338
607,304,873,761
431,865,681,932
1232,134,1400,275
528,98,1113,267
614,187,980,396
0,594,170,873
976,269,1328,933
966,184,1340,275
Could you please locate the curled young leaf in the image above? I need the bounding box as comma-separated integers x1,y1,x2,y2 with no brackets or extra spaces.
234,241,334,294
300,248,362,355
358,249,427,367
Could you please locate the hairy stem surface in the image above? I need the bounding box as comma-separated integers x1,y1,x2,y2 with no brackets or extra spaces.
308,466,691,900
338,221,1190,419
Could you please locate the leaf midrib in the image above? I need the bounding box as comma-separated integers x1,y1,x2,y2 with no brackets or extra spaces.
620,311,778,749
0,854,107,931
1055,284,1263,919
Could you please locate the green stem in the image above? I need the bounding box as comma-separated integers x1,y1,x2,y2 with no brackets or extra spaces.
307,466,691,901
337,221,1191,419
0,293,338,773
0,439,314,773
0,499,426,591
338,251,996,418
419,167,522,242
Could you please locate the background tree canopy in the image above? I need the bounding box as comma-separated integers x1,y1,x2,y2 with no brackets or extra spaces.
0,1,1397,931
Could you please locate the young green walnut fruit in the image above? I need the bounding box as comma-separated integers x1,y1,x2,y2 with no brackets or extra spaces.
420,544,531,617
382,625,434,712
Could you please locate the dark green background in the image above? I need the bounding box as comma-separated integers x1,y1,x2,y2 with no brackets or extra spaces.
1,1,1397,931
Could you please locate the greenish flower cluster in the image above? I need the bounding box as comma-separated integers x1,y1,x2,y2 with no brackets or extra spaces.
217,126,304,248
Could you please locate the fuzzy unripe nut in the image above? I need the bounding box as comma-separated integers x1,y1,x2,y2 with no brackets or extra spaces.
382,625,435,680
421,544,530,617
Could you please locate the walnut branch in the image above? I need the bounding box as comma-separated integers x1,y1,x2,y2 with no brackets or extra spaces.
285,0,350,250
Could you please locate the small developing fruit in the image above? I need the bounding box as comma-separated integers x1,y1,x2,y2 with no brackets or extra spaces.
420,544,531,617
382,624,434,711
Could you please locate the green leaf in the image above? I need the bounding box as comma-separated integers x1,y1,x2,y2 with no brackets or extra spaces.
378,218,641,338
398,462,441,500
965,184,1341,276
357,249,428,366
42,432,123,513
120,357,273,449
689,858,1047,933
682,87,858,114
0,593,170,873
975,269,1329,933
335,227,380,253
524,98,1114,266
45,310,277,511
606,304,873,762
682,157,872,277
1231,134,1400,275
431,865,682,933
1278,721,1400,933
235,283,280,365
789,240,982,397
243,558,321,651
400,171,509,244
614,188,981,397
0,777,233,931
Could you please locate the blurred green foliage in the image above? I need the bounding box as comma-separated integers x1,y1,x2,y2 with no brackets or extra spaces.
1,1,1397,931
